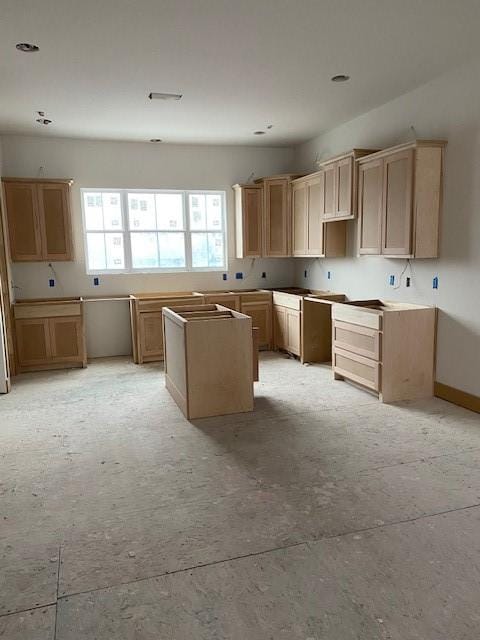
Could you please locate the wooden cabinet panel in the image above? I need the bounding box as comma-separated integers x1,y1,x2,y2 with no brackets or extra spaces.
240,301,272,349
335,157,353,218
16,318,51,366
4,182,42,261
292,182,308,256
358,158,383,254
204,294,240,311
333,347,380,391
286,309,301,355
264,179,289,256
323,165,336,219
307,176,325,255
50,317,83,361
37,183,72,260
333,320,380,360
382,149,413,255
139,312,164,360
273,305,288,350
234,185,263,258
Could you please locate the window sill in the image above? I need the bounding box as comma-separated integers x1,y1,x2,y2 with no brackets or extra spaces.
86,267,227,276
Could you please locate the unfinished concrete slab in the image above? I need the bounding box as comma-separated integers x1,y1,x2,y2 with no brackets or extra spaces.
1,353,480,638
0,607,56,640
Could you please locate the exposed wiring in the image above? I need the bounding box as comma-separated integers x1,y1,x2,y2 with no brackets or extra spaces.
48,262,64,294
393,259,411,289
246,172,255,184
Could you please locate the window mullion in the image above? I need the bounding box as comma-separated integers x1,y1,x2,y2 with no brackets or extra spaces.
185,192,192,270
122,190,132,272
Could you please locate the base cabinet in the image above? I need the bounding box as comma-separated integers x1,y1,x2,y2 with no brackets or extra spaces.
14,299,85,372
273,305,301,356
240,300,272,349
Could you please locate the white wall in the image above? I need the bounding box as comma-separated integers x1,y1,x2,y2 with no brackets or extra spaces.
294,56,480,397
1,136,296,356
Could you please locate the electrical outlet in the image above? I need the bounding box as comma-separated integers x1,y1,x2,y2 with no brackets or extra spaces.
304,270,308,278
406,276,411,288
433,276,439,289
49,279,55,287
261,272,266,279
389,275,395,286
93,277,100,286
222,273,227,281
235,272,243,280
327,271,331,280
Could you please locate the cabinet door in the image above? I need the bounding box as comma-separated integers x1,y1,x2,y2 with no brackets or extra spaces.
323,164,336,219
236,187,263,258
49,316,84,362
286,309,301,355
241,301,272,349
15,318,51,366
139,312,165,361
382,149,414,255
37,183,73,261
335,156,353,218
273,305,288,350
307,176,325,256
292,182,308,256
4,182,42,261
264,179,289,256
358,158,383,255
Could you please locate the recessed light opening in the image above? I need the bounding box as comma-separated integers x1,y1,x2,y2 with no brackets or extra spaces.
148,92,182,101
253,131,266,135
36,118,52,125
331,74,350,82
16,43,39,52
150,139,162,143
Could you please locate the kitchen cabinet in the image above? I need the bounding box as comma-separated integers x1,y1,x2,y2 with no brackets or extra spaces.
2,178,73,262
319,149,376,221
130,292,205,363
163,304,255,419
272,289,346,361
332,299,436,402
14,298,85,372
357,140,446,258
233,184,263,258
291,173,346,257
241,300,272,349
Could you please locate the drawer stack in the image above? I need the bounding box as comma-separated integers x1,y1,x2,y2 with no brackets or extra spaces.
332,300,436,403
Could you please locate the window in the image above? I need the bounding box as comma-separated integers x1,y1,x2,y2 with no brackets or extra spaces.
81,189,226,273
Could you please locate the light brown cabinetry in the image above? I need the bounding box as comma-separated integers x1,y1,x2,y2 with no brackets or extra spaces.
2,178,73,262
332,300,436,402
130,292,205,363
291,173,346,257
233,184,263,258
319,149,376,221
14,298,85,372
357,140,446,258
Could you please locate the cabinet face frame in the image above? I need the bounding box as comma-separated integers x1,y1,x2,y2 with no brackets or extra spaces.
381,148,414,256
292,182,308,257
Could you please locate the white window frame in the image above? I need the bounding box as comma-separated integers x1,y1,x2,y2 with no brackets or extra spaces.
81,188,227,274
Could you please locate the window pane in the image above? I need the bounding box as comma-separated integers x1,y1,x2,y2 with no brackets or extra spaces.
131,232,159,269
156,194,184,230
86,233,106,270
191,232,208,267
207,232,224,267
105,233,125,269
189,194,206,230
158,232,185,268
102,193,122,230
84,192,104,230
206,194,223,230
128,193,156,230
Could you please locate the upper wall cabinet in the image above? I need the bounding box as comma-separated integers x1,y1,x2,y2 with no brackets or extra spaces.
319,149,377,221
357,140,446,258
291,172,346,258
2,178,74,262
233,174,302,258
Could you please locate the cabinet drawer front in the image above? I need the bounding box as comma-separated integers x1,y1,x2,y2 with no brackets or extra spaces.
14,303,81,319
204,294,240,310
332,304,382,330
138,296,203,312
272,292,301,310
333,321,380,360
333,347,380,391
238,292,271,304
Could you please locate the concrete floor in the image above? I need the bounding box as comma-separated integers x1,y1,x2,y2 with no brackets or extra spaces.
1,352,480,639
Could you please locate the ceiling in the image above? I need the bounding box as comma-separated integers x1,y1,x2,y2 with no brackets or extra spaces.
2,0,480,146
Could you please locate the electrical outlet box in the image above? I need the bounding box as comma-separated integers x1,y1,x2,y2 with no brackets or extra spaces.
49,279,55,287
222,273,227,281
304,270,308,278
406,277,411,288
433,276,439,289
327,271,331,280
389,275,395,286
235,272,243,280
261,272,266,279
93,277,100,286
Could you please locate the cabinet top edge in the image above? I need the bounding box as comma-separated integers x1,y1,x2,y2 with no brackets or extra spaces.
253,173,305,183
2,177,74,185
356,140,448,163
318,149,378,166
232,183,263,189
15,296,83,305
